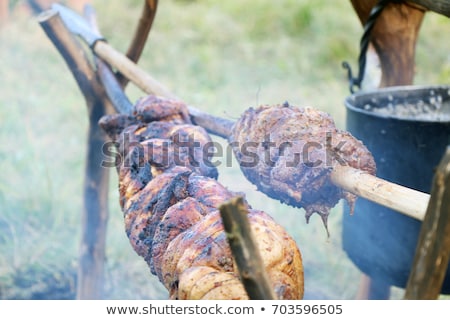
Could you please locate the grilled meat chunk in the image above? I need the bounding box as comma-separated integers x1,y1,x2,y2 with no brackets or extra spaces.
230,103,376,232
99,96,304,299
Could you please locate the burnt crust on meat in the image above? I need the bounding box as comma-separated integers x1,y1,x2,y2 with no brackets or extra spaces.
99,95,304,299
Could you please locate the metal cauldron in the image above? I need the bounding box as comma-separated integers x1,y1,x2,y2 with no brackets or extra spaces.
342,85,450,293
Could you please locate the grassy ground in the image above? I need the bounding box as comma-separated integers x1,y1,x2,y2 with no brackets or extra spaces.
0,0,449,299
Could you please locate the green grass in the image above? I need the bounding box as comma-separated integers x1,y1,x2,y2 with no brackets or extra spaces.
0,0,449,300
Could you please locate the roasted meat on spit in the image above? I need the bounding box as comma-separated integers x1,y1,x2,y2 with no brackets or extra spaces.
99,95,304,299
230,103,376,233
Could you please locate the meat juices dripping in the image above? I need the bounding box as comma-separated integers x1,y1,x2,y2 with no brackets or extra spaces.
99,95,304,299
229,103,376,235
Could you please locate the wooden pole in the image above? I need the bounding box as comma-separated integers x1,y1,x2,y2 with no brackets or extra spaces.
94,41,177,99
39,9,114,299
408,0,450,17
404,147,450,299
330,165,430,221
219,197,277,300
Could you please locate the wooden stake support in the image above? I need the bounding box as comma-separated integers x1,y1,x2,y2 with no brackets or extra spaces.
38,0,158,298
39,9,114,299
404,147,450,299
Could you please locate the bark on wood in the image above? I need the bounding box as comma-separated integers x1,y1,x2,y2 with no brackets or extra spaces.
39,9,114,299
219,197,277,300
404,147,450,299
409,0,450,17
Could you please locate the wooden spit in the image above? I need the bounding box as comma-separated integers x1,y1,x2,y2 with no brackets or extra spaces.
85,27,431,221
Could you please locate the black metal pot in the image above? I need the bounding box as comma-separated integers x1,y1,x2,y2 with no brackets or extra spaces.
343,85,450,293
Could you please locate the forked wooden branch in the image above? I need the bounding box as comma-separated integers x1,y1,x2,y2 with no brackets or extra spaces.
404,147,450,299
219,197,277,300
38,9,113,300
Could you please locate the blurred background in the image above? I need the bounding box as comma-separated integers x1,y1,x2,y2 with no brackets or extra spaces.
0,0,449,299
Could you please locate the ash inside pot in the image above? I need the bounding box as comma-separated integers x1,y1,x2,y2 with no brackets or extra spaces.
362,88,450,121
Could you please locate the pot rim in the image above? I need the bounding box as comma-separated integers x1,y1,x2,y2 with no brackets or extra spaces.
345,84,450,123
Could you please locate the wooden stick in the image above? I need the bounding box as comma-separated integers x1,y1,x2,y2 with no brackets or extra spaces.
39,9,113,299
404,147,450,299
219,197,277,300
94,41,177,99
94,39,237,137
331,165,430,221
89,32,431,221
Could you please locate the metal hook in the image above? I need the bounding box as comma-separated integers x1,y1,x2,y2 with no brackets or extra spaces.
342,61,360,94
342,0,390,94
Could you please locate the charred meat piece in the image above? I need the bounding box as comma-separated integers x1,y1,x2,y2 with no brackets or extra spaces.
229,103,376,232
99,95,304,299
